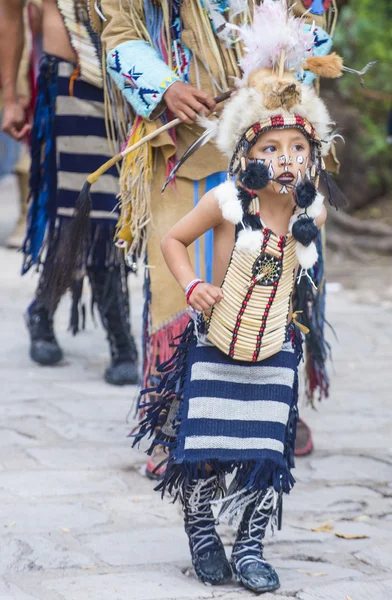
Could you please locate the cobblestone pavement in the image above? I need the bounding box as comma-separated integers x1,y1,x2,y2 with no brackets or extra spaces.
1,175,392,600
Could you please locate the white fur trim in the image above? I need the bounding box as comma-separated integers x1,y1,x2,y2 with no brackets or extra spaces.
196,114,219,138
214,180,243,224
216,85,333,157
296,241,318,269
236,228,263,254
306,192,325,219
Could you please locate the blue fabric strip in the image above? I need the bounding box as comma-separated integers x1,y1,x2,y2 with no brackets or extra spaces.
58,153,118,177
181,419,286,440
188,380,294,403
204,172,226,282
192,343,296,369
55,115,108,138
181,447,283,464
192,172,227,282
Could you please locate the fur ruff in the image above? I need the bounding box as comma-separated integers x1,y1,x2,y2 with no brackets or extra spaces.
215,86,333,158
214,180,243,224
236,228,264,253
296,240,318,269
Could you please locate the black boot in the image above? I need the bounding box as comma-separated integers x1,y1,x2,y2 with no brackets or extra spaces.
88,266,138,385
26,300,63,366
231,489,280,594
184,476,232,586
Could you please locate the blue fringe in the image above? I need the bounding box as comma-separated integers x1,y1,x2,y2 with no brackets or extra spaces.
23,55,59,273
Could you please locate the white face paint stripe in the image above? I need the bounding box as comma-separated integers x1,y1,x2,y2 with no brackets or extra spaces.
268,161,275,179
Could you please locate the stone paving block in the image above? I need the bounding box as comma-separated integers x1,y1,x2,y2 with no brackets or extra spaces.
284,483,381,516
102,493,182,528
49,395,133,421
42,567,250,600
298,578,392,599
273,559,364,593
0,445,40,470
0,470,128,498
307,455,392,484
46,420,131,444
354,541,392,572
1,501,108,534
0,533,93,574
0,578,39,600
0,417,64,447
79,528,191,566
1,399,69,420
27,445,144,471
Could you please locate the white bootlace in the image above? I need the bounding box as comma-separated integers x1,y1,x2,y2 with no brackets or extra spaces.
185,476,221,555
232,487,277,571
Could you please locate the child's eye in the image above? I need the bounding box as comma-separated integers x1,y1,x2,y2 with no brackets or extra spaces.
293,144,305,151
263,145,276,152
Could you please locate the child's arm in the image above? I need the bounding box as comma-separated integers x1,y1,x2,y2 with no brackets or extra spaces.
161,188,225,312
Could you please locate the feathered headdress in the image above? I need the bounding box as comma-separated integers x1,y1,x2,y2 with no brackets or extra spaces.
213,0,334,165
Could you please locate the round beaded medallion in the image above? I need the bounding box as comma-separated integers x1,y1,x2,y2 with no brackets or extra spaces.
252,253,282,286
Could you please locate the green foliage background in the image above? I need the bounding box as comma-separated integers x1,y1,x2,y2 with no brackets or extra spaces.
334,0,392,163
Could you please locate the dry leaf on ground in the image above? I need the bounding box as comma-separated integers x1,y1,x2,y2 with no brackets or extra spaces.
311,523,334,533
335,532,369,539
297,570,327,577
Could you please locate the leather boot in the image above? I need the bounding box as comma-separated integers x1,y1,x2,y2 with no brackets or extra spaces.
184,476,232,585
231,488,280,594
88,266,138,385
26,300,63,366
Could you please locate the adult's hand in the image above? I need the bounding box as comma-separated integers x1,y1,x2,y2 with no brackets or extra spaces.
1,100,31,140
163,81,216,125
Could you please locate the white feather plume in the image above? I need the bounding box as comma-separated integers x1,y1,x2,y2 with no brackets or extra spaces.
238,0,314,84
214,180,243,224
296,241,318,269
236,228,263,254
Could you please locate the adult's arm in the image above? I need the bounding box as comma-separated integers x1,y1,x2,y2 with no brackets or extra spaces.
0,0,30,139
99,0,215,122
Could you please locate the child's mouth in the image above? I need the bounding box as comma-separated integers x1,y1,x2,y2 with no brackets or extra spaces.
276,172,295,184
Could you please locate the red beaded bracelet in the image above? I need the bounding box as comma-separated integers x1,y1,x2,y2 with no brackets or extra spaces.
186,280,203,304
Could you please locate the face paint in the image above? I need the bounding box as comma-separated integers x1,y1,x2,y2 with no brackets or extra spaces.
297,156,304,164
296,169,303,185
279,185,289,194
305,157,311,180
278,155,286,164
268,161,275,179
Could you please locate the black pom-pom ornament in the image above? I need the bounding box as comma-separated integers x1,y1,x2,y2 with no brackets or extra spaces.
292,216,319,247
294,179,317,209
239,159,269,190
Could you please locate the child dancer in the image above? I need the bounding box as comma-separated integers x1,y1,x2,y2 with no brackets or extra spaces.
135,1,339,593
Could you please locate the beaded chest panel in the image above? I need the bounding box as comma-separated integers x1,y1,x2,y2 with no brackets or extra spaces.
207,226,297,362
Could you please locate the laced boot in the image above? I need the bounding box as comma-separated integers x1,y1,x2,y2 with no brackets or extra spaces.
26,300,63,365
231,488,280,594
184,476,232,585
88,266,138,385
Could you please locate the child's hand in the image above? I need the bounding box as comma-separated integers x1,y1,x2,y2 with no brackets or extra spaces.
188,283,224,312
